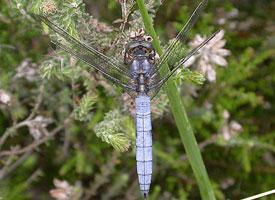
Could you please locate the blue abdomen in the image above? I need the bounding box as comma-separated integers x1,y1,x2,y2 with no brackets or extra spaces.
135,95,152,198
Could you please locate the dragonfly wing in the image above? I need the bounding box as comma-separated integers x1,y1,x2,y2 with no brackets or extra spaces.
148,30,220,98
152,0,208,76
54,41,135,91
147,71,163,99
36,15,136,93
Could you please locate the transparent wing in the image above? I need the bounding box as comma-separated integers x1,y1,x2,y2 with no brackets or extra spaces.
151,0,208,76
36,15,136,93
53,41,136,91
148,30,220,99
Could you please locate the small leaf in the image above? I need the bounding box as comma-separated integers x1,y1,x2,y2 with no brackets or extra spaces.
74,94,97,121
176,68,206,85
94,110,132,152
76,150,86,173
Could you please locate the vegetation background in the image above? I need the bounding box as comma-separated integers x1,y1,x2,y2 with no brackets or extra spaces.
0,0,274,199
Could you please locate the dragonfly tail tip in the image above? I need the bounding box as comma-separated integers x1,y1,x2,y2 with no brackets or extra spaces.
144,192,148,199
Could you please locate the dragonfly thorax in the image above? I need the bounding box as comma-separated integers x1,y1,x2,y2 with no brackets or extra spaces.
124,37,156,65
130,58,152,93
125,36,156,94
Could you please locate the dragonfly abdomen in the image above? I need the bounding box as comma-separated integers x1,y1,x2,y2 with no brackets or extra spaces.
135,95,152,198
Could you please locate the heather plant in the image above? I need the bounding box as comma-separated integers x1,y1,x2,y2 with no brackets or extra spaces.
0,0,275,199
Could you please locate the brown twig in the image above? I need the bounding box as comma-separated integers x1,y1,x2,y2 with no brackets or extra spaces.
0,83,45,150
0,121,30,149
0,113,74,157
0,150,32,179
109,1,135,50
26,168,43,185
83,152,119,200
27,83,45,120
123,179,139,200
62,129,70,158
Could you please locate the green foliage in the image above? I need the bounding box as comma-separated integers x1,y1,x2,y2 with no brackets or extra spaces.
74,94,97,121
177,68,206,85
94,110,133,152
40,54,83,80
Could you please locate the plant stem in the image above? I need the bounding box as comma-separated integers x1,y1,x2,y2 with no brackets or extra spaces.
136,1,216,199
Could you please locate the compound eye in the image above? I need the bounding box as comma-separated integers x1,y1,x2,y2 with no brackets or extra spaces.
145,36,153,42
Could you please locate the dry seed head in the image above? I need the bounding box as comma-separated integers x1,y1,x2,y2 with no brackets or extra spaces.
41,0,57,15
187,29,230,82
0,90,11,106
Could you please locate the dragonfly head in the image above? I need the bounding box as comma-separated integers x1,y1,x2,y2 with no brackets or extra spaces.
124,35,156,64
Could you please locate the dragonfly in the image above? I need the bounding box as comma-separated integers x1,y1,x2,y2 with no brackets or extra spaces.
36,0,219,198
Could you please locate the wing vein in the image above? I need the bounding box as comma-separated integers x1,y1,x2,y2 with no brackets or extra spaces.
152,0,208,76
149,30,220,92
54,41,135,90
38,15,130,77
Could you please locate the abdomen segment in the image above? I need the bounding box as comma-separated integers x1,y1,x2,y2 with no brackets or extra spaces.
135,95,152,198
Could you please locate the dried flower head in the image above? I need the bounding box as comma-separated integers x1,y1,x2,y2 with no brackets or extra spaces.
229,121,242,134
0,90,11,106
70,2,79,8
222,110,230,120
220,178,235,189
186,30,230,82
27,116,52,140
14,59,38,81
89,18,113,33
50,179,73,200
216,8,239,26
40,0,57,15
220,109,242,141
221,121,242,141
121,93,135,117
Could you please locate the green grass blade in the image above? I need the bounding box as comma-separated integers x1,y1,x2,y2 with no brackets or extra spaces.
136,0,216,199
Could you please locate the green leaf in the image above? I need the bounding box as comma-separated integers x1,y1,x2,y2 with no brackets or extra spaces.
176,68,206,85
74,94,97,121
76,150,86,173
59,156,77,176
94,110,132,152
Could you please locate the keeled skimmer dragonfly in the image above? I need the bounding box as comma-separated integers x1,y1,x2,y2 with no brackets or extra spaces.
36,0,219,198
